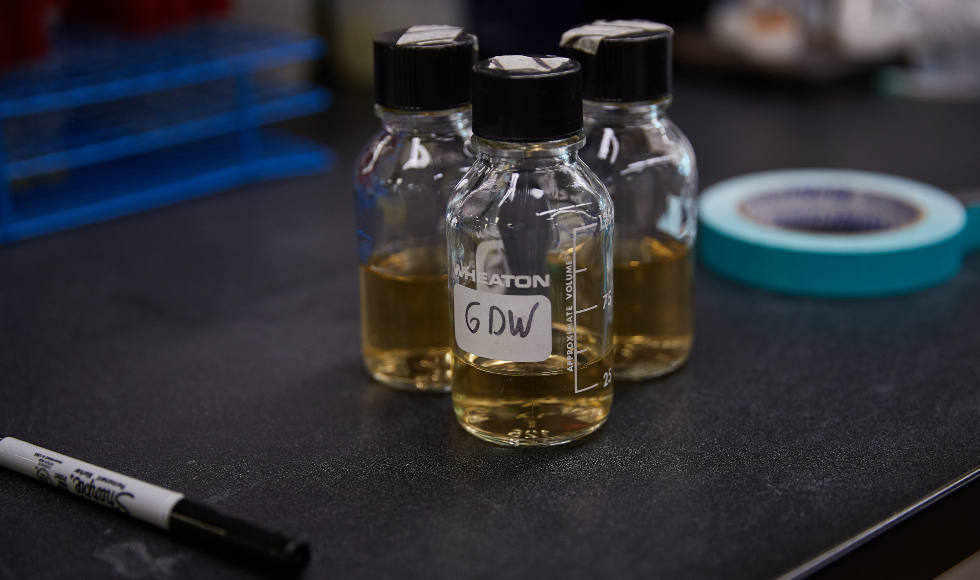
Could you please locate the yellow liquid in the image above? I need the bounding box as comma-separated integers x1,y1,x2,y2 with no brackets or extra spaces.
453,339,613,446
359,246,451,392
452,238,613,446
612,236,694,381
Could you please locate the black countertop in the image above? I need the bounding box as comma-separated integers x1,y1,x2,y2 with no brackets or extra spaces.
1,79,979,580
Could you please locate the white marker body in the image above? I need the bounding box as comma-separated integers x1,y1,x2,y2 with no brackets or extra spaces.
0,437,184,529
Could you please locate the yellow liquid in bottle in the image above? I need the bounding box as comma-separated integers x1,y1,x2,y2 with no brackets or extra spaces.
453,337,612,446
612,236,694,381
359,246,451,392
452,240,613,446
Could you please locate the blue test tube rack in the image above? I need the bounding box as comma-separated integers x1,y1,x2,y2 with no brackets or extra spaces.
0,23,335,244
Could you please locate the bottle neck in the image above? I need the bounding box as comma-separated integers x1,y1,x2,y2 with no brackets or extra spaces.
583,97,671,127
377,105,471,135
471,133,585,166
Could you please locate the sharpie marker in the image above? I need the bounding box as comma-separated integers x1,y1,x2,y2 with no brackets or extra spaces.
0,437,309,575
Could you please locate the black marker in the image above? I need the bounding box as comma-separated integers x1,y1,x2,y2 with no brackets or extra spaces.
0,436,309,576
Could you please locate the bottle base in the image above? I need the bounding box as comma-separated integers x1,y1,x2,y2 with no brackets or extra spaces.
613,335,692,382
451,353,614,446
364,349,452,393
457,415,608,447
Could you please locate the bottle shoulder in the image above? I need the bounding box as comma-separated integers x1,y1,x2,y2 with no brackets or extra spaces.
661,116,696,165
581,115,696,175
448,156,612,226
354,125,473,186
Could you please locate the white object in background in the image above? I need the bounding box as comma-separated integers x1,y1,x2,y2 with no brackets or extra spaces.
833,0,915,61
331,0,470,86
903,0,980,100
707,1,807,65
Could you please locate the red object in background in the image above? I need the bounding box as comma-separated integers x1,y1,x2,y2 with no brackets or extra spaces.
196,0,230,16
0,0,233,71
0,0,60,70
16,0,52,58
123,0,200,32
61,0,232,33
119,0,167,33
59,0,101,25
0,15,16,69
169,0,196,25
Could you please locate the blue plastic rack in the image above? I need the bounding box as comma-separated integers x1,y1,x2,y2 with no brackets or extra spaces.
0,23,335,244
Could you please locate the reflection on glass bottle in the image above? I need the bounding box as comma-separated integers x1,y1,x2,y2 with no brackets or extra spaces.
448,56,614,446
354,26,478,392
563,21,698,381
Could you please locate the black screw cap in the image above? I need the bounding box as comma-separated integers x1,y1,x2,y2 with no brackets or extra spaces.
374,25,478,111
560,20,673,102
471,55,583,143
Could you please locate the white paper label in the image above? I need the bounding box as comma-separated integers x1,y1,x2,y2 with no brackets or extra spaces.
397,25,463,46
453,285,552,362
559,20,671,55
0,438,184,529
487,55,568,72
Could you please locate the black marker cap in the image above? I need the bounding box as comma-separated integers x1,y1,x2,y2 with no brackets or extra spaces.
169,499,309,577
374,25,478,111
559,20,673,102
471,55,583,143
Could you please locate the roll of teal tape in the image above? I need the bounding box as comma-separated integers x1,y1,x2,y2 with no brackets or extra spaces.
958,190,980,254
698,169,975,297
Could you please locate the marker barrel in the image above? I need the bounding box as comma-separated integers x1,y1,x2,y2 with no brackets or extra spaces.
0,437,308,575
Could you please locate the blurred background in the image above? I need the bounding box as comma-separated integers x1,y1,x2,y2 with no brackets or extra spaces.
322,0,980,98
5,0,980,92
0,0,979,243
317,0,980,98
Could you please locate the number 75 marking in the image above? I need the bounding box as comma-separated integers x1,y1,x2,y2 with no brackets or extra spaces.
602,291,613,309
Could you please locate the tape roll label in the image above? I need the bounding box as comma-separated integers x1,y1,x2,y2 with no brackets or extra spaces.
740,188,922,234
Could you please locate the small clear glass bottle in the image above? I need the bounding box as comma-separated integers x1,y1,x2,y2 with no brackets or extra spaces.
447,56,614,446
562,21,698,381
354,26,477,392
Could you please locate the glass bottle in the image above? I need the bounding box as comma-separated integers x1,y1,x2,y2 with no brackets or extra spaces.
562,21,698,381
354,26,477,392
447,56,615,446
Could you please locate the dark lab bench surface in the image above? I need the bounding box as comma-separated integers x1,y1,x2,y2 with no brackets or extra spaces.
1,79,979,580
